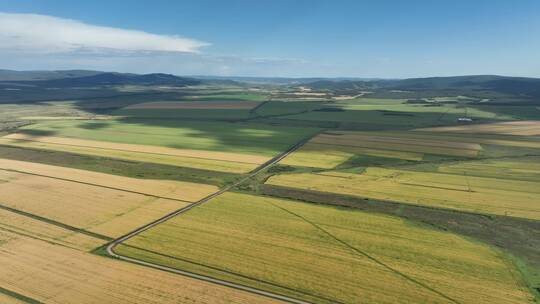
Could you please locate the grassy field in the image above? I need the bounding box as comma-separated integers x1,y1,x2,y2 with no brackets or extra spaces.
117,192,533,304
124,100,262,109
117,108,256,120
272,98,540,129
0,230,276,304
117,100,263,119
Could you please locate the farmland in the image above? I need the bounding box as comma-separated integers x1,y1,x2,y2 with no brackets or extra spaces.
13,119,314,155
0,133,265,173
1,119,317,173
0,158,218,201
117,192,533,304
0,230,277,304
0,160,217,238
267,129,540,220
266,168,540,220
418,120,540,136
0,74,538,303
124,100,262,109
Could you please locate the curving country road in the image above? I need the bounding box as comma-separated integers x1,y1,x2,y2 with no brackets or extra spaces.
105,134,317,304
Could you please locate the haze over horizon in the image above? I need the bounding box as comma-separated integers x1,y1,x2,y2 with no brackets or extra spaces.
0,0,539,78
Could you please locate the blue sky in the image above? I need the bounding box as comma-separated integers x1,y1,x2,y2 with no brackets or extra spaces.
0,0,539,78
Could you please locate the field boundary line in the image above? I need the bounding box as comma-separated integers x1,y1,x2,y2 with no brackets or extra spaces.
0,203,112,241
121,243,344,304
265,201,462,304
105,132,320,304
0,167,193,204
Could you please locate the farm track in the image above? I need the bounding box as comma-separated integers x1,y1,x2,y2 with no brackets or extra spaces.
105,133,319,304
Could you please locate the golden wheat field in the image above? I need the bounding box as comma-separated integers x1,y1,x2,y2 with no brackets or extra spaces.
0,158,217,202
0,169,189,238
266,167,540,220
0,208,104,250
0,230,278,304
125,101,262,109
0,294,26,304
119,193,533,304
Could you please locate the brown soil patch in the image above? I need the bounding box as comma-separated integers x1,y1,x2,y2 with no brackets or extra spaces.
417,121,540,136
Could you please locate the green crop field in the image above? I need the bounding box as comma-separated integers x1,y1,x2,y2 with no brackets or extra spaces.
117,192,533,304
274,98,540,129
14,119,316,156
116,108,254,119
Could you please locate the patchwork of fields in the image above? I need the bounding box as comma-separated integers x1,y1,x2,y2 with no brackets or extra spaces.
117,193,533,304
0,89,538,304
1,119,316,173
269,128,540,220
267,167,540,220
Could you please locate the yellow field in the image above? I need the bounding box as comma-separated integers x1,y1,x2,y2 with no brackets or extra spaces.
0,158,218,202
311,131,481,157
125,101,261,109
0,207,104,251
0,230,277,304
281,142,423,169
418,120,540,136
0,292,27,304
119,193,533,304
266,167,540,220
0,137,258,173
0,133,268,173
0,169,189,238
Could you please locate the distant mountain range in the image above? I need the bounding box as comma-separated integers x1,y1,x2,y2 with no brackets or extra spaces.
0,70,201,87
304,75,540,98
0,70,538,98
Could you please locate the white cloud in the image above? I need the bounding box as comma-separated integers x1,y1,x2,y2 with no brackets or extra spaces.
0,12,209,54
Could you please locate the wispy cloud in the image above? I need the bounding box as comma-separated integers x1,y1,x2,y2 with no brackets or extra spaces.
0,12,209,54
